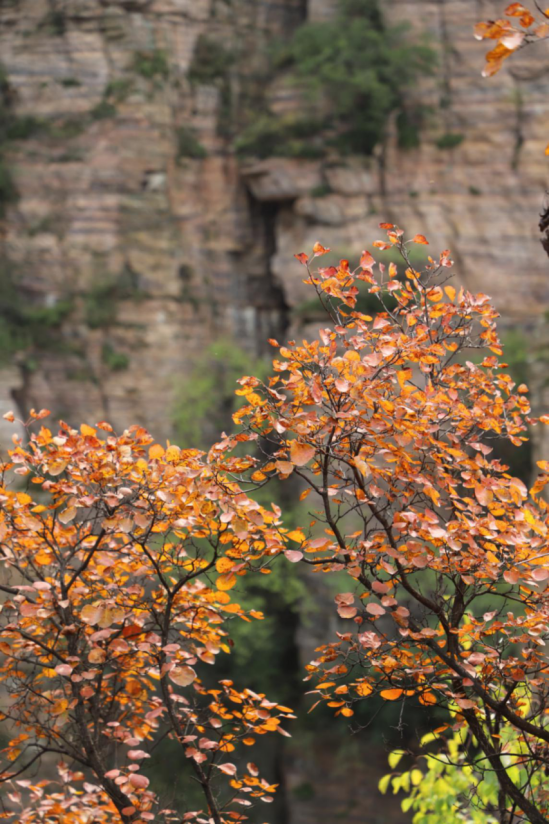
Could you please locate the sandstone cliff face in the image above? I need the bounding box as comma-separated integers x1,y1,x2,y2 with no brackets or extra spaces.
0,0,547,454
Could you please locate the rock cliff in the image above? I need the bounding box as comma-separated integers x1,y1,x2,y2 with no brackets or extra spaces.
0,0,547,451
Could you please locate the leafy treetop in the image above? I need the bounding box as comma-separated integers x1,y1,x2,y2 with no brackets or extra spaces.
233,226,549,824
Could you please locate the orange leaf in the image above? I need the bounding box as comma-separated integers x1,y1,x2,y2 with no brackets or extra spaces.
80,424,96,437
217,573,237,591
380,689,404,701
149,444,165,460
216,557,234,573
290,441,315,467
360,250,375,269
412,234,429,245
170,666,197,687
313,242,330,257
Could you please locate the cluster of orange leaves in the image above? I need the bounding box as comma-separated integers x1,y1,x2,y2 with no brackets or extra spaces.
475,2,549,76
0,418,294,823
233,225,549,822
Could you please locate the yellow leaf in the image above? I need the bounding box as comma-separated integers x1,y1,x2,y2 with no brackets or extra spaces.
80,424,96,437
51,699,68,716
444,285,456,301
149,444,165,460
286,529,305,543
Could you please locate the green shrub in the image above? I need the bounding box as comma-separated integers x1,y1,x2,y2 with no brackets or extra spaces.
176,127,207,160
469,185,481,195
84,281,119,329
90,100,117,120
0,259,73,363
0,158,18,217
59,77,81,88
103,78,133,103
39,10,65,36
48,117,86,140
6,116,46,140
83,267,144,329
436,132,464,150
101,342,129,371
396,109,421,149
267,0,436,157
309,182,333,198
172,339,268,447
234,113,325,159
188,36,235,85
132,50,169,80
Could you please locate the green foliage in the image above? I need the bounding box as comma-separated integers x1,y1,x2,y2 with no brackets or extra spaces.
0,260,73,364
436,132,464,150
396,109,422,149
47,117,86,140
38,9,66,37
234,114,326,159
103,78,133,103
188,35,235,85
176,127,208,160
469,185,481,196
5,115,46,141
83,265,144,330
90,100,117,121
101,342,129,371
262,0,436,158
380,723,548,823
132,50,169,80
309,182,333,198
292,781,316,801
59,77,81,88
84,282,118,329
172,339,267,448
0,157,18,217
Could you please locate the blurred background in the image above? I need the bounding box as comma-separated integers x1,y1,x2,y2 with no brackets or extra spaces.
0,0,547,821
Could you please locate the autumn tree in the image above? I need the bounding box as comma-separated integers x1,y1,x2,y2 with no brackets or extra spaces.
233,229,549,824
0,418,293,823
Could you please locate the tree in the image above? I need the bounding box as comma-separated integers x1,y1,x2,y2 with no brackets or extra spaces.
233,229,549,824
0,414,293,822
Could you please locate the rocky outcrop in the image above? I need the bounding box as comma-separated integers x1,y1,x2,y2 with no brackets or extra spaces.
0,0,547,453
